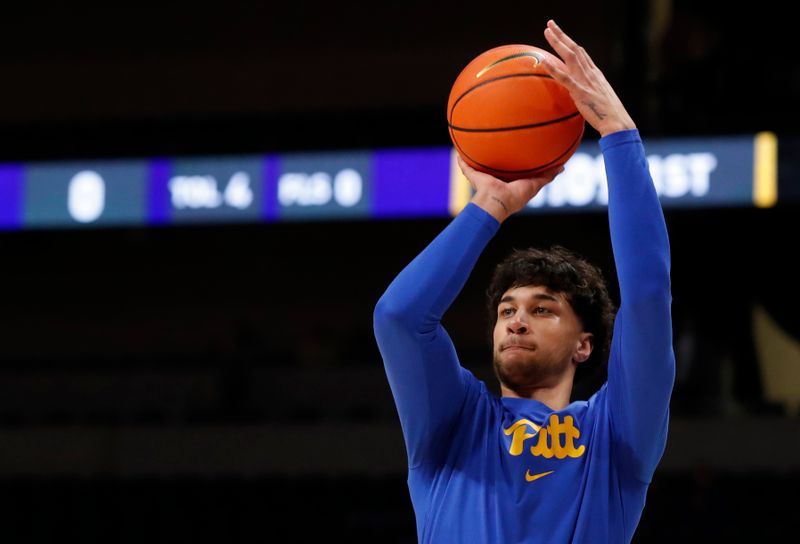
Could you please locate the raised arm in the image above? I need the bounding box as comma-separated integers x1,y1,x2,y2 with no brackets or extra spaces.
374,203,497,467
374,160,559,468
543,20,675,483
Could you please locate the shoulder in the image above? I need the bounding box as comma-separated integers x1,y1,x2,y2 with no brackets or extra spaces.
449,367,506,426
572,383,609,424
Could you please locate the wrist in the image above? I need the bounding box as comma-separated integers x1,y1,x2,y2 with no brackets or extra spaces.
598,118,636,138
470,191,510,223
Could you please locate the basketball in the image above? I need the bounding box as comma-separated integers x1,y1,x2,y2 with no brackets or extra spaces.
448,44,584,181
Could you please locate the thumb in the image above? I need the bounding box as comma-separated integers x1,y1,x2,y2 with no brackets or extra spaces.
503,178,539,210
511,165,564,199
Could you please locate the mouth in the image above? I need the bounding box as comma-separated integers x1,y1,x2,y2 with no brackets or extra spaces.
502,345,534,352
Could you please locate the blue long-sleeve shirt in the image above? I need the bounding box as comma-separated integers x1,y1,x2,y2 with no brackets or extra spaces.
373,129,675,543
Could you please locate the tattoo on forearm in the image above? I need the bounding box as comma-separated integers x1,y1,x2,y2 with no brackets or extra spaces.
583,100,606,120
492,196,509,213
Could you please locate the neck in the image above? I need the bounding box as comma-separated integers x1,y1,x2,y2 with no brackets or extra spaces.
499,367,575,411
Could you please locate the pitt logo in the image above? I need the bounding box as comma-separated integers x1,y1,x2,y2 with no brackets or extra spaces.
503,415,586,459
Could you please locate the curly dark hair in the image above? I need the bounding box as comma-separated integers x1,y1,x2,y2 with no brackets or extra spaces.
486,246,616,372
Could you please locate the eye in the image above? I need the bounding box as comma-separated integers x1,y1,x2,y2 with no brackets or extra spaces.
500,307,515,318
534,306,550,314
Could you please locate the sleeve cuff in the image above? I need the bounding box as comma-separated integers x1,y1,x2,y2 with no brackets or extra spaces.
462,202,502,235
599,128,642,152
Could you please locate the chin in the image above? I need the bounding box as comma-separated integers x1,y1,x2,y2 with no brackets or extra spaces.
494,352,542,388
493,351,562,391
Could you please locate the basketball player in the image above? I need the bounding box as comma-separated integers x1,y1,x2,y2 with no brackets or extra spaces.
373,19,674,543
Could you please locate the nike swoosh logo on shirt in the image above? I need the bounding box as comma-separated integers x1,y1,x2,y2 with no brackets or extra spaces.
525,470,555,482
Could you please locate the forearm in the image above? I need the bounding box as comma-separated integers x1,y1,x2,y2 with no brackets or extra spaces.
603,129,671,302
603,129,675,482
374,203,499,335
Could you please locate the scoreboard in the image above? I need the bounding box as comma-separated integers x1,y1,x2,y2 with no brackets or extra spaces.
0,133,777,230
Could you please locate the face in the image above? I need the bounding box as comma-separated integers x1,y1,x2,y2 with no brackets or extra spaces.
492,284,592,392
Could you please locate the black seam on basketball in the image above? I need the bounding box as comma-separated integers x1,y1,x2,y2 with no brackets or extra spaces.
452,127,583,176
448,73,554,125
450,128,483,175
449,111,581,133
450,127,471,166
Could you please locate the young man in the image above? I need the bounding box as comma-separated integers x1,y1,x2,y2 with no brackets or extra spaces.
373,19,674,544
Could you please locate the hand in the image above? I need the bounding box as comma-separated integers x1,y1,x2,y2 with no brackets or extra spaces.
542,19,636,137
458,156,563,223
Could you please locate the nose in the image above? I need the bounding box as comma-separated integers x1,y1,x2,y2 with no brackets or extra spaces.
507,317,528,334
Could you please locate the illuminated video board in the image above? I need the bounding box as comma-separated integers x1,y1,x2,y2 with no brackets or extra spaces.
0,133,777,230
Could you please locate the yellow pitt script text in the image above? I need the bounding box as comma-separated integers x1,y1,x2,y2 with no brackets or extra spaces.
503,414,586,459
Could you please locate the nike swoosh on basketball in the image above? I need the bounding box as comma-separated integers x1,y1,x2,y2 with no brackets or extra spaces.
525,470,554,482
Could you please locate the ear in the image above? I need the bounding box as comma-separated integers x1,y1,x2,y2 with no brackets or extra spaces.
573,333,594,364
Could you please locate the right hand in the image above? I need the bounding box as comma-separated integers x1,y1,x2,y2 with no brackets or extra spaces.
459,156,563,223
542,20,636,137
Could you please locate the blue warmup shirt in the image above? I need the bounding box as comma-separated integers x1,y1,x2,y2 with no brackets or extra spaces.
373,130,675,543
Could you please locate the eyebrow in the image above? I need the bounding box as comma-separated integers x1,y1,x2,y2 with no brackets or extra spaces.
500,293,560,304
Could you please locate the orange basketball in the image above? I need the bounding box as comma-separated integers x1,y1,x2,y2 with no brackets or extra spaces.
448,44,584,181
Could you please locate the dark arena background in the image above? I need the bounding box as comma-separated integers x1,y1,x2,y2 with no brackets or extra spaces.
1,1,799,542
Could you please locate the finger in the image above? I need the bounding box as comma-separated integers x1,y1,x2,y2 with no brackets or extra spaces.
583,50,600,73
540,165,566,181
547,20,581,53
523,165,564,185
540,56,572,87
457,156,473,183
457,155,472,173
457,155,471,176
457,156,481,190
543,25,572,64
532,167,562,184
545,20,593,75
575,44,598,74
506,176,536,197
521,176,555,203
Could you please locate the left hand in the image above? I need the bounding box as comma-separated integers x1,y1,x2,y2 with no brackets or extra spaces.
459,156,563,223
